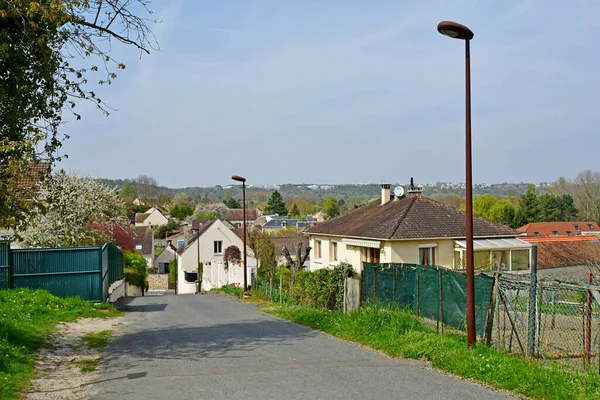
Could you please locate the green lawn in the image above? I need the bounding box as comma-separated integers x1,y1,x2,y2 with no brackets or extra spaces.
0,289,121,399
270,305,600,400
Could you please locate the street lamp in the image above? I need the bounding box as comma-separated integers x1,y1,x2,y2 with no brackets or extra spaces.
437,20,476,347
231,175,247,291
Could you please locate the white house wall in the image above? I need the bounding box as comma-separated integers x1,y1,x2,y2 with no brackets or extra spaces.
154,247,176,270
177,220,257,294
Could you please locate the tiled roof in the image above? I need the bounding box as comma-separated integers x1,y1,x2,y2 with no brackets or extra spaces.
264,219,300,228
520,236,598,243
525,238,600,269
191,219,213,230
176,220,217,255
271,236,309,255
135,213,150,223
307,194,517,240
132,226,153,255
517,222,600,237
228,208,259,221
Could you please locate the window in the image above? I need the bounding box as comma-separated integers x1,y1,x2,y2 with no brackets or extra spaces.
177,240,184,248
365,248,380,263
331,242,338,261
566,231,572,236
552,230,559,236
135,244,142,250
588,224,595,230
315,240,322,258
574,224,581,231
533,232,540,236
419,246,436,266
214,241,223,254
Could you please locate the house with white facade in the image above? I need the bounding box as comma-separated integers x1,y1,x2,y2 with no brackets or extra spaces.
154,244,176,274
176,219,257,294
134,207,169,227
306,184,531,273
132,226,155,269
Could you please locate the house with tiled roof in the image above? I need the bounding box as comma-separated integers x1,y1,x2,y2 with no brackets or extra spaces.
133,226,155,269
134,207,169,227
227,208,261,227
175,219,257,294
517,221,600,238
306,184,531,273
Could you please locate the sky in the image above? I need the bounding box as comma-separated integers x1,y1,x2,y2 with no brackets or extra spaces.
59,0,600,188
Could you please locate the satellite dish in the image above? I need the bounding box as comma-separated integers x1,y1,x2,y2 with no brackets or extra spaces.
393,186,405,198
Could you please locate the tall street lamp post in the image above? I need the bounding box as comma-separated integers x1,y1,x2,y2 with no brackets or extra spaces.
231,175,247,291
437,20,476,347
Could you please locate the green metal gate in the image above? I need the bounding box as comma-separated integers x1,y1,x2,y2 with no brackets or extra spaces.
1,242,123,302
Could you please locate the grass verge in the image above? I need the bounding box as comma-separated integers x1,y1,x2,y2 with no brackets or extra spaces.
0,288,122,400
81,330,113,351
74,358,101,373
269,305,600,400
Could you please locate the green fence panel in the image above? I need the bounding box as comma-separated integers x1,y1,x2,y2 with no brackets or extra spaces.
361,262,494,337
106,243,123,285
0,241,9,289
11,246,103,301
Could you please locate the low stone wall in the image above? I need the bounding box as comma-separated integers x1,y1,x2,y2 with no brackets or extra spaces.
148,274,169,290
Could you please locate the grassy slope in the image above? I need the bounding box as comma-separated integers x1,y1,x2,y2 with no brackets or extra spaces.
0,289,121,399
270,305,600,400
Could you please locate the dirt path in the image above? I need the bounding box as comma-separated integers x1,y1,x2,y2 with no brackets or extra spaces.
25,316,125,400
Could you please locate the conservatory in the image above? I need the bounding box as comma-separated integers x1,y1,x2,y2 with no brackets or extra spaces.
453,238,532,272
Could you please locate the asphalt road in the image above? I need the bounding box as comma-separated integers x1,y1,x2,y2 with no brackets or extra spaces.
86,291,513,400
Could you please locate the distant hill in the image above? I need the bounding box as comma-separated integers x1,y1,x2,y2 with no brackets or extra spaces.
100,178,539,204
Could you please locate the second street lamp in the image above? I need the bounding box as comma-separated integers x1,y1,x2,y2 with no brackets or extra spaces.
437,20,476,347
231,175,247,291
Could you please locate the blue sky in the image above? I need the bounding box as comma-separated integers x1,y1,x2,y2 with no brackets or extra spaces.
59,0,600,188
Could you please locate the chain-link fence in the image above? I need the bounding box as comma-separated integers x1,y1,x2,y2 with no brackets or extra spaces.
493,272,600,372
253,276,292,305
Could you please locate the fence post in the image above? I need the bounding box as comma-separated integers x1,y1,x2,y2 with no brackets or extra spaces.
372,266,377,301
527,245,538,358
343,276,347,314
438,268,443,334
393,267,397,301
270,277,273,300
484,272,499,345
415,268,420,316
585,272,593,370
279,275,283,306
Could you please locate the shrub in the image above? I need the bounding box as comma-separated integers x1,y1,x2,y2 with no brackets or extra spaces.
222,283,244,298
168,259,178,283
123,252,149,296
293,262,355,311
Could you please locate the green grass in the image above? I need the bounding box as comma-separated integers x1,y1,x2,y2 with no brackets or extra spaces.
0,288,122,400
74,358,101,373
81,330,113,351
270,305,600,400
220,284,244,298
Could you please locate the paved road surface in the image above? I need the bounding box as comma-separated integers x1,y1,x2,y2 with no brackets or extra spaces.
87,292,512,400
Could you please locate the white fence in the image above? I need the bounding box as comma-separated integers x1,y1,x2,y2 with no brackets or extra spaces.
202,262,256,291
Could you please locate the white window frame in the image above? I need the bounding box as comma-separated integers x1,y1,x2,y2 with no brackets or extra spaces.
214,240,223,255
419,244,437,266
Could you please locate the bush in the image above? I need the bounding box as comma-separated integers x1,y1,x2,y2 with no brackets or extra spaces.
123,252,149,295
168,259,178,283
293,262,355,311
222,283,244,298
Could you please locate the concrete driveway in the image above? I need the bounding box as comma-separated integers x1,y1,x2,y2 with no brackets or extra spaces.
86,292,513,400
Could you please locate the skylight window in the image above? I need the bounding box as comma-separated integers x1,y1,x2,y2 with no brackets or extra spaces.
588,224,595,230
552,230,559,236
566,231,572,236
574,224,581,231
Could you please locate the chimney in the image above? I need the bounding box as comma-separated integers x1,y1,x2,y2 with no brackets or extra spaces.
381,184,391,205
183,223,189,241
407,177,423,196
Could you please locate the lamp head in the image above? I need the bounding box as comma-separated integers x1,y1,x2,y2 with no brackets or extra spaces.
231,175,246,182
437,21,474,40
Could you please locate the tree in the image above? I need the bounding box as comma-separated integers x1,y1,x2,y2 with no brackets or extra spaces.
263,190,288,216
224,197,241,209
290,199,312,216
288,203,300,218
123,252,149,296
472,194,496,220
487,199,517,227
282,242,311,296
15,172,129,247
168,192,195,220
194,202,229,220
515,184,540,226
322,197,340,218
1,1,156,223
248,229,277,279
